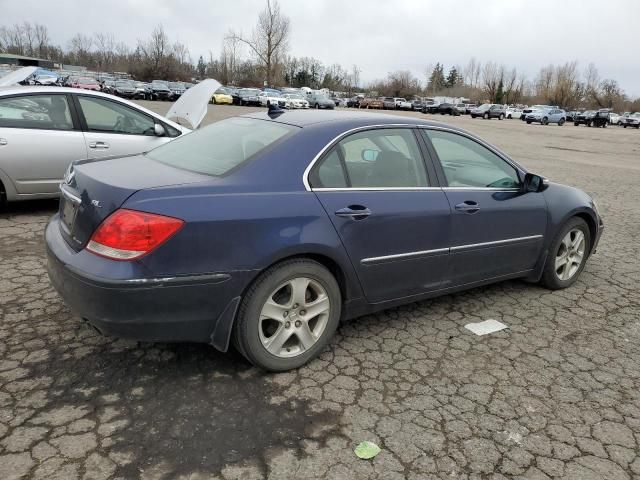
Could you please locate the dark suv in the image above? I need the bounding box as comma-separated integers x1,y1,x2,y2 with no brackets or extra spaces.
574,110,608,127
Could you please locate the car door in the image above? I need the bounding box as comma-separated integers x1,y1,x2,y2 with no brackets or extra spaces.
308,127,451,303
421,128,547,287
74,94,173,159
0,93,86,195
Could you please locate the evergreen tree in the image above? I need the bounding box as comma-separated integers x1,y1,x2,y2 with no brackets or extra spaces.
446,67,459,88
196,55,206,79
495,78,504,104
427,63,446,93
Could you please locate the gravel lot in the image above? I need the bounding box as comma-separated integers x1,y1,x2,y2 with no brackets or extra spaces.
1,104,639,480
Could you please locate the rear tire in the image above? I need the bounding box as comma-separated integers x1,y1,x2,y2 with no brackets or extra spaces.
542,117,549,125
315,103,320,109
558,118,565,126
233,259,341,371
540,217,590,290
498,113,504,120
483,112,489,120
574,122,579,126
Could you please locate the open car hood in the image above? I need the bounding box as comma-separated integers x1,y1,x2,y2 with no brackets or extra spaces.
165,78,221,130
0,67,38,87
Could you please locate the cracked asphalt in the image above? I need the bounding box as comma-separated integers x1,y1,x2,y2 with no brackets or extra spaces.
1,105,640,479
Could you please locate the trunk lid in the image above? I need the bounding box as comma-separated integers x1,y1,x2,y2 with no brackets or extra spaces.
58,154,209,250
165,78,220,130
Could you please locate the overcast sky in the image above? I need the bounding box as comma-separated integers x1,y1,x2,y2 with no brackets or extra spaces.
2,0,639,96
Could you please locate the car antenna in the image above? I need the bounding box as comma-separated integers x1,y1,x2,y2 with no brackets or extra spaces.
268,103,285,118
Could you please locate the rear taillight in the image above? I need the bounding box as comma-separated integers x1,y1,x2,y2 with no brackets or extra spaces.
86,209,184,261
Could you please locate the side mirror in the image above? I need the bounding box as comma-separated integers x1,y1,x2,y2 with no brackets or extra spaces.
361,149,379,162
523,172,548,192
154,123,166,137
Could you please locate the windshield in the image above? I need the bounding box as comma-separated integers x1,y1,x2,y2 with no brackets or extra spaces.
147,118,297,176
288,94,304,100
241,89,260,95
216,87,229,94
478,104,490,109
116,80,132,87
78,78,96,85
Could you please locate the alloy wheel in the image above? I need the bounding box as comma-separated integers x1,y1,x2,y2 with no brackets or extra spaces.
555,229,586,281
258,277,331,358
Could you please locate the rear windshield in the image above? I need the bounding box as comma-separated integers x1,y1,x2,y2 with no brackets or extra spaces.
146,117,297,176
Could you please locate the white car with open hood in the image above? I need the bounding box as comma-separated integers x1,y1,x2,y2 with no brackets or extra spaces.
0,68,219,203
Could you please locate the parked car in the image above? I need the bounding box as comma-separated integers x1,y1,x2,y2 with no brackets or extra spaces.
622,112,640,128
258,91,287,108
284,93,309,109
308,92,335,109
422,102,441,114
575,110,608,127
212,87,233,105
454,103,467,115
239,88,262,106
608,112,620,125
0,75,219,204
464,103,478,114
521,105,556,121
525,108,566,126
133,82,151,100
101,79,116,95
150,80,172,101
45,110,603,371
359,97,384,109
394,98,412,110
114,80,137,99
470,104,505,119
346,96,362,108
168,82,186,99
505,107,523,119
73,77,101,91
382,97,396,110
565,111,579,122
436,103,459,116
410,99,425,111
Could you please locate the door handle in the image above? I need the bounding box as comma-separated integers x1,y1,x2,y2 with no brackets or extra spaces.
0,138,7,146
455,201,480,214
335,205,371,220
88,141,110,149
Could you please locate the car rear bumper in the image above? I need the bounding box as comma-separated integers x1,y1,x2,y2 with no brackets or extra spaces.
45,215,251,349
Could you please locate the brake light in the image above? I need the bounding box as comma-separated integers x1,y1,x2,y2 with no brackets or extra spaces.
86,209,184,261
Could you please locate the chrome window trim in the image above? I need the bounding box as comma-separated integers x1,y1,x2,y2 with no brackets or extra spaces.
313,187,442,192
442,187,521,192
417,125,525,178
303,123,423,192
360,235,543,265
303,123,525,192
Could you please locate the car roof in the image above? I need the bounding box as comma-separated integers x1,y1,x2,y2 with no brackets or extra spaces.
241,110,470,133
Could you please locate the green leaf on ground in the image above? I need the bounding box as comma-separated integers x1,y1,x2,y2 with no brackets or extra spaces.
354,441,381,459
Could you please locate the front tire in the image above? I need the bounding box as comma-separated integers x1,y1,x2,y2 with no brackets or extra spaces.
540,217,590,290
558,118,565,126
499,113,504,120
483,112,489,120
233,259,341,371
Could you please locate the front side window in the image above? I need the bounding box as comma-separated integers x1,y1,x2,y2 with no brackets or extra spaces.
78,96,155,135
423,130,520,189
147,117,297,176
310,128,429,188
0,94,74,130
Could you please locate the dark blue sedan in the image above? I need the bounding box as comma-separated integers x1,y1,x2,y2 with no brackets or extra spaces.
46,110,603,371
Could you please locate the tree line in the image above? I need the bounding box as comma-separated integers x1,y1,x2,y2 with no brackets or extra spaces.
1,0,638,111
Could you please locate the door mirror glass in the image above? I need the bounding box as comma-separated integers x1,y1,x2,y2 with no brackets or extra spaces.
523,173,546,192
154,123,165,137
361,149,379,162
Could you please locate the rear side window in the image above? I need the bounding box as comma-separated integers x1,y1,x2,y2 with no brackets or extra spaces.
0,94,74,130
310,128,429,188
147,117,297,176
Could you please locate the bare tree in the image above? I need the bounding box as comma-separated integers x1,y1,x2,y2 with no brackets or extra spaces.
482,62,504,102
228,0,290,86
94,32,116,70
68,33,93,65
